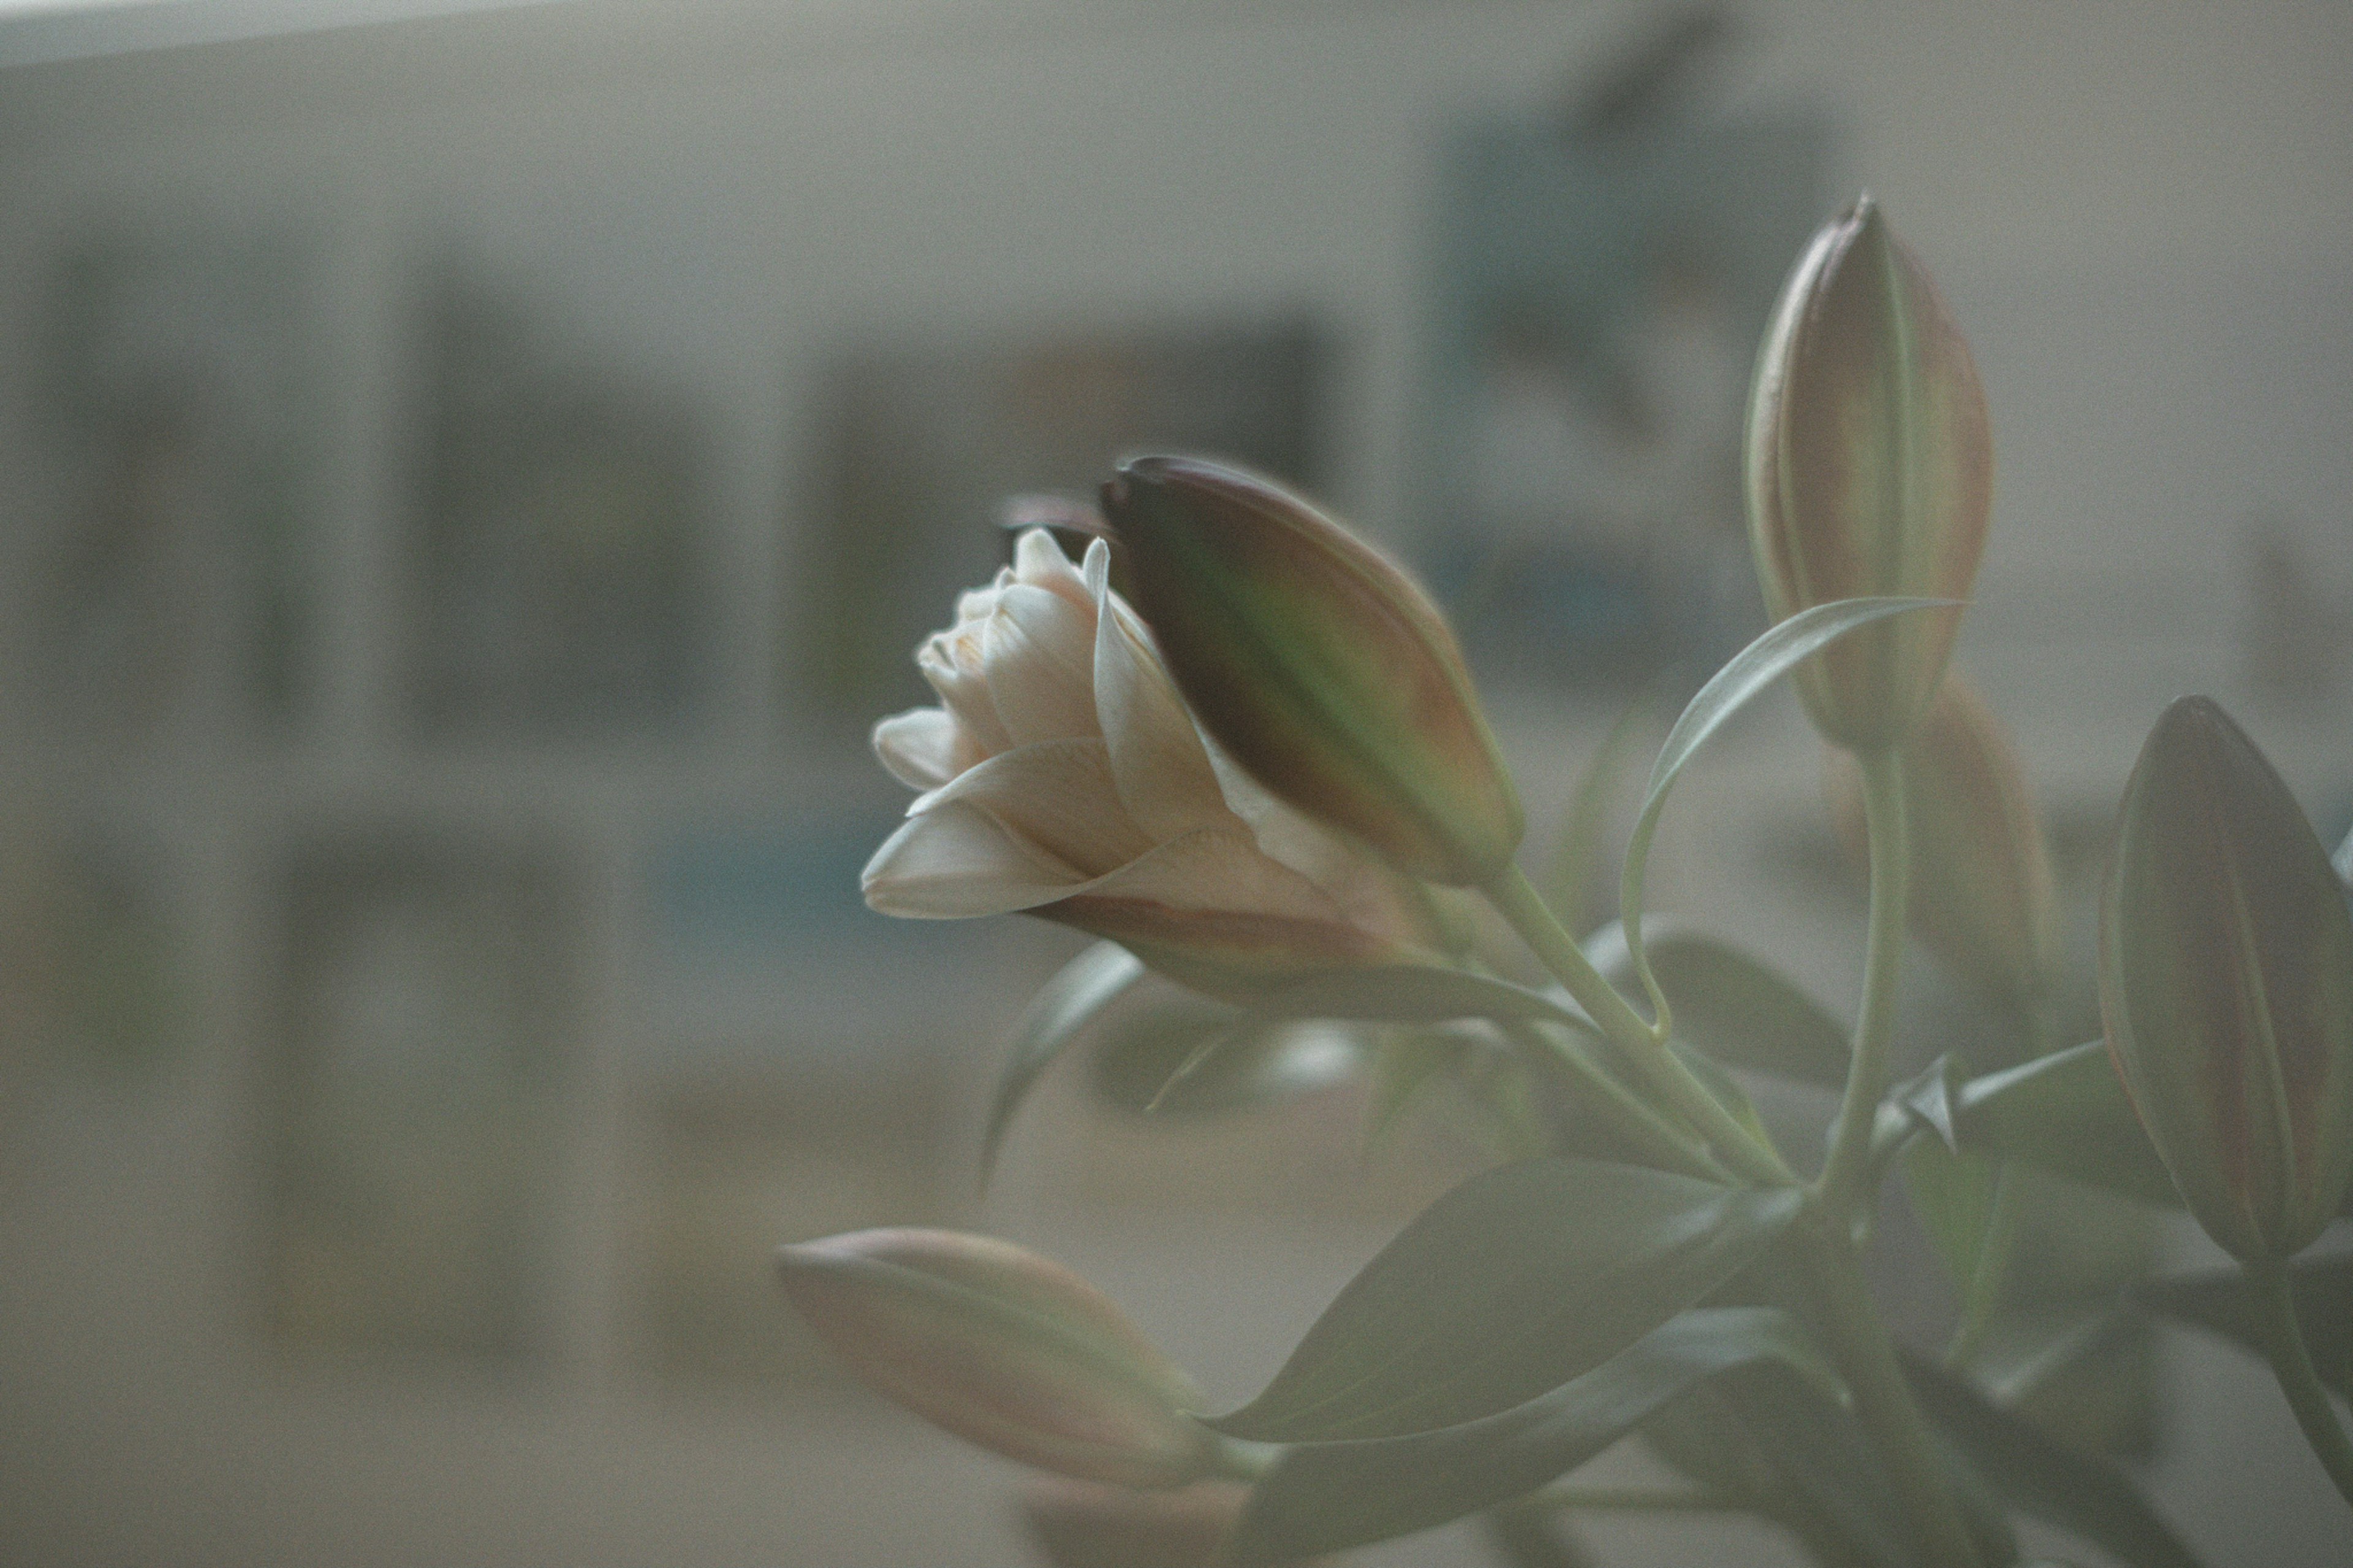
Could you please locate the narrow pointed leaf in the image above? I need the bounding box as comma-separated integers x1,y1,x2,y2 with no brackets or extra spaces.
1902,1137,2010,1341
1587,918,1851,1087
1541,689,1664,929
1207,1159,1803,1442
1248,963,1595,1031
1901,1350,2205,1568
2134,1252,2353,1398
1227,1309,1838,1565
1618,597,1949,1022
1090,1009,1366,1119
1943,1042,2180,1205
982,942,1147,1183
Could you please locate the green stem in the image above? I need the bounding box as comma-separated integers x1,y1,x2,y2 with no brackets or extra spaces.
1793,1213,1985,1568
1818,747,1908,1215
1482,865,1794,1187
1498,1020,1731,1183
2246,1256,2353,1509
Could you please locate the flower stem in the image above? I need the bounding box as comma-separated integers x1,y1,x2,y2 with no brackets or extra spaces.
2246,1256,2353,1509
1498,1020,1731,1183
1819,747,1908,1214
1482,865,1794,1187
1792,1211,1985,1568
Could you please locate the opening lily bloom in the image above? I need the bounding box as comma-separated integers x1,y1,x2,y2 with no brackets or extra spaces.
861,528,1432,999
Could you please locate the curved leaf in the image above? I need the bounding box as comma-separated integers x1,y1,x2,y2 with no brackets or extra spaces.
1227,1308,1839,1565
981,942,1146,1183
1618,597,1949,1026
1090,1009,1366,1119
1248,963,1595,1031
2134,1252,2353,1398
1541,689,1665,930
1586,918,1851,1088
1941,1042,2353,1217
1902,1350,2206,1568
1207,1159,1803,1442
1939,1042,2178,1206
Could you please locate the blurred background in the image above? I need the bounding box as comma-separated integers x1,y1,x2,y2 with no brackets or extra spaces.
0,1,2347,1564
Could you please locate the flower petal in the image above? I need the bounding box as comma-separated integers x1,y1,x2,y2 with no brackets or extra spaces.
983,582,1101,748
1044,829,1409,999
1202,733,1431,948
913,737,1156,879
919,629,1013,759
1012,527,1094,615
1088,543,1239,842
862,800,1088,917
873,706,963,790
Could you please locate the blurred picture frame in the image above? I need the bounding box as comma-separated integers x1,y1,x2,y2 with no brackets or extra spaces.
1420,87,1827,690
15,225,319,736
407,262,712,739
259,829,576,1362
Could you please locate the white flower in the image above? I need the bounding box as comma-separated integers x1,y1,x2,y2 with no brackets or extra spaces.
862,529,1428,995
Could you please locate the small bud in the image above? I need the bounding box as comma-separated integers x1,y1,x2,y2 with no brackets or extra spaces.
1747,195,1991,752
1828,675,2059,1007
1100,457,1522,887
777,1228,1212,1486
2098,697,2353,1260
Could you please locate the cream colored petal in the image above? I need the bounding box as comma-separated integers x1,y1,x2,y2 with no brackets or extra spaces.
918,634,1012,759
1088,549,1239,842
1011,527,1094,614
982,581,1101,747
1201,733,1431,948
862,800,1087,917
872,707,962,790
912,737,1156,879
1069,826,1351,924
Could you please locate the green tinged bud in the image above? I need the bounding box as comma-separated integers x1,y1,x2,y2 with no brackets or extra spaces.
1099,456,1523,886
1828,675,2059,1008
776,1228,1212,1486
1747,195,1991,753
2098,697,2353,1260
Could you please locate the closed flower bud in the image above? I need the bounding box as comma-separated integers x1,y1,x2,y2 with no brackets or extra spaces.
862,529,1437,1002
776,1228,1213,1487
1828,675,2059,1007
2099,697,2353,1260
1099,456,1522,887
1747,196,1991,752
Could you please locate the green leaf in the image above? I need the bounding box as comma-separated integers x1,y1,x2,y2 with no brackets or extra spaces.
2135,1252,2353,1399
980,942,1146,1183
1902,1350,2206,1568
1643,1365,1912,1568
1940,1042,2353,1218
1227,1309,1838,1564
1586,918,1851,1088
1936,1042,2180,1206
1248,963,1595,1030
1618,596,1950,1025
1364,1028,1479,1146
2334,824,2352,890
1207,1159,1803,1442
1902,1137,2006,1328
1089,1008,1365,1119
1541,689,1664,931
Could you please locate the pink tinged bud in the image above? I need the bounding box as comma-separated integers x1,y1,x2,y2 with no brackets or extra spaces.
1747,196,1991,753
2098,697,2353,1260
776,1229,1213,1487
1828,676,2059,1006
1099,457,1523,887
